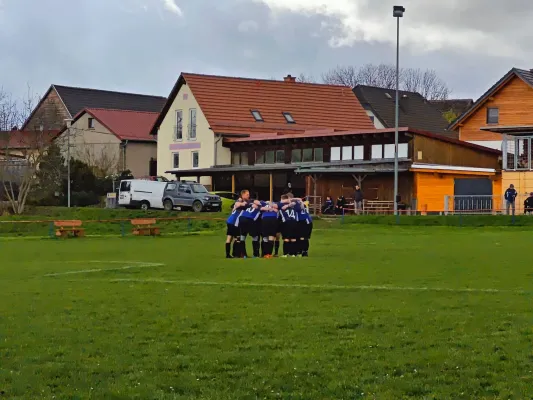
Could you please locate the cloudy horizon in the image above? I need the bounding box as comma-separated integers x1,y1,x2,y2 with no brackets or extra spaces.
0,0,531,103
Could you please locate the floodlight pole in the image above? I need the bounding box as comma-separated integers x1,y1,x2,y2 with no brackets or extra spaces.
65,119,72,208
393,5,405,216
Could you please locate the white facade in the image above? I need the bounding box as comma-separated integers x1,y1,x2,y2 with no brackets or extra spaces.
156,83,230,187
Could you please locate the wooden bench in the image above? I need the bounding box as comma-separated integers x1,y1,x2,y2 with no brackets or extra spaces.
131,218,160,236
363,200,394,215
55,220,85,238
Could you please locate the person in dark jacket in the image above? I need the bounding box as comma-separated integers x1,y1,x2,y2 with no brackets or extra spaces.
524,192,533,214
353,185,363,214
322,196,334,215
505,184,518,215
335,196,346,215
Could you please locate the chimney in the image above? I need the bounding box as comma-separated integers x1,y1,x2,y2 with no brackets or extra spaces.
284,74,296,83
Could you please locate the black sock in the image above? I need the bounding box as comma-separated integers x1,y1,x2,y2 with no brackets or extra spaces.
261,240,268,257
304,239,309,254
275,240,280,255
252,240,260,257
283,241,289,255
232,241,240,257
242,240,248,257
298,239,304,255
225,243,231,256
268,240,274,256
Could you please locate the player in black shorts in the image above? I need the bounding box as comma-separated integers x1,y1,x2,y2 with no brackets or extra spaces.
225,198,245,258
278,194,298,257
259,201,279,258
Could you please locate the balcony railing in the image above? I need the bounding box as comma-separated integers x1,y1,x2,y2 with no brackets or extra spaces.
503,135,533,170
173,125,183,141
188,124,197,140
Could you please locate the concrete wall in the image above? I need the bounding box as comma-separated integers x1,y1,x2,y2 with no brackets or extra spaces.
156,82,231,187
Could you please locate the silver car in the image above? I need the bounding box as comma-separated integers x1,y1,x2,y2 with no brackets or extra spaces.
162,181,222,212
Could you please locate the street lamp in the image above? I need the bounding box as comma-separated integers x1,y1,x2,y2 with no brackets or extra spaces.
393,5,405,216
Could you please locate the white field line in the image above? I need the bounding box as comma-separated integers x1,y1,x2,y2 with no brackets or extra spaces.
106,278,529,295
44,261,164,277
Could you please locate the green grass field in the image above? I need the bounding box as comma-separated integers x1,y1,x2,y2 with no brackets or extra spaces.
2,226,533,399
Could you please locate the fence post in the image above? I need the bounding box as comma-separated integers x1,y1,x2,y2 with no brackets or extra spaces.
512,213,516,226
187,218,191,234
459,213,463,227
48,222,54,239
444,195,449,216
341,208,345,224
120,221,125,237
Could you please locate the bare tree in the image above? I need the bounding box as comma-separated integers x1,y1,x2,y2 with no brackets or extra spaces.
76,141,120,177
321,65,359,87
0,90,64,214
296,73,317,83
321,63,451,100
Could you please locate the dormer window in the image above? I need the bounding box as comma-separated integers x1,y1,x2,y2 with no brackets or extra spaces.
282,112,295,123
251,110,263,122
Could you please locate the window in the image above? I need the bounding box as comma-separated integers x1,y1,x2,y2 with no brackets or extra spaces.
331,147,341,161
371,144,383,159
487,108,499,124
369,115,375,123
166,183,177,191
191,183,208,193
303,148,313,162
398,143,408,158
314,148,323,162
251,110,263,122
265,150,275,164
192,151,199,168
282,112,295,123
353,146,364,160
232,152,248,165
384,144,395,158
276,150,285,164
342,146,353,161
291,149,302,163
88,118,94,129
188,109,197,139
178,184,189,192
119,181,131,192
175,110,183,141
172,153,180,168
255,151,264,164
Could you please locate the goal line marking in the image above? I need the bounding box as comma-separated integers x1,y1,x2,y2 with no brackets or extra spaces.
44,261,164,277
106,278,528,295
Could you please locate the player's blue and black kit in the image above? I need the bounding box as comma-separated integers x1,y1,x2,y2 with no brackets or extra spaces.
278,202,298,240
260,202,278,238
238,202,262,257
226,207,242,237
294,200,313,256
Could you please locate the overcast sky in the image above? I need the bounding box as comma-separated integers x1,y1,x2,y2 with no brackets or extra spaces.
1,0,531,102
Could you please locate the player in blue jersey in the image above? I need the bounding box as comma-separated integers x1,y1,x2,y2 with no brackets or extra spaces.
237,192,263,258
259,201,279,258
225,198,245,258
278,194,298,257
293,197,313,257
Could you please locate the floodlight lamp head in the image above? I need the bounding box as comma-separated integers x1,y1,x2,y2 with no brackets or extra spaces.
393,5,405,18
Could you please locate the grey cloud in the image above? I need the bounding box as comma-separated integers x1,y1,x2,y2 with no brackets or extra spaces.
0,0,530,105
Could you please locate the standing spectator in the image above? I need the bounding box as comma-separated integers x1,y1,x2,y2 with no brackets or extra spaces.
524,192,533,214
505,184,518,215
353,185,363,214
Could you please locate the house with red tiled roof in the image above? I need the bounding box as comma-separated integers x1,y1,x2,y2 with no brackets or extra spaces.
56,108,158,177
150,73,375,185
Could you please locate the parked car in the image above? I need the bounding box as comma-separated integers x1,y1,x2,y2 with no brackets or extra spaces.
210,191,239,212
118,179,167,210
163,181,222,212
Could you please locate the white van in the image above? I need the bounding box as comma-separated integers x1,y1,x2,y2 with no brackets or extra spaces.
118,179,167,210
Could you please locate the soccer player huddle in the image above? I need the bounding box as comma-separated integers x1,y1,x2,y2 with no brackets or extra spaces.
225,190,313,259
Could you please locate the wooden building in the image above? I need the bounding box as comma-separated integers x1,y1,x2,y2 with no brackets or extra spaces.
167,127,501,213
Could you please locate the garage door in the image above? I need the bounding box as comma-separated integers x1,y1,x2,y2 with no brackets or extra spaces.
454,178,493,212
